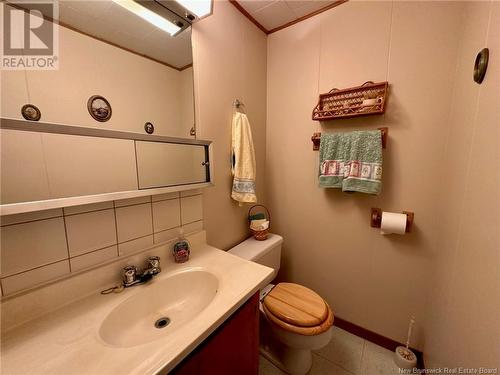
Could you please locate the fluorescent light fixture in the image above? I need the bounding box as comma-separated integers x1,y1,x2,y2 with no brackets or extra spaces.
174,0,212,18
112,0,181,36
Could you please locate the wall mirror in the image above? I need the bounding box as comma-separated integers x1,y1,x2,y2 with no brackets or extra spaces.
0,119,212,215
0,1,214,215
1,0,196,138
136,141,208,189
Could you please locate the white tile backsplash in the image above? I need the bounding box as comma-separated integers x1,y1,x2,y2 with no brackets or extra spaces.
181,195,203,224
0,208,63,226
65,209,117,257
118,235,154,256
70,246,118,272
1,218,68,276
154,227,180,244
115,203,153,242
153,221,203,244
0,192,204,296
63,201,113,216
180,189,202,197
114,196,151,207
1,260,70,295
153,199,181,232
152,192,179,202
182,220,204,234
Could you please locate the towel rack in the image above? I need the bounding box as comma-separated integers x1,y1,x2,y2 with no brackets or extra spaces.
233,99,243,108
233,99,246,113
311,127,388,151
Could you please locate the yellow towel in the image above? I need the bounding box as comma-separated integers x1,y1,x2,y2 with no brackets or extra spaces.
231,112,257,204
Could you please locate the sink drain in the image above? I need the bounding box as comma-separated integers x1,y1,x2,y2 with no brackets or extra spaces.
154,317,171,329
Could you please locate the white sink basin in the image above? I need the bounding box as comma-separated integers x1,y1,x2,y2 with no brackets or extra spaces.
99,269,218,348
1,233,276,375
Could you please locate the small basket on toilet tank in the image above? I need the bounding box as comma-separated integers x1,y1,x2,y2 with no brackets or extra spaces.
248,205,271,241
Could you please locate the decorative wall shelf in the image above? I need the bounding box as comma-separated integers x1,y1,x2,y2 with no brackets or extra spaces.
312,81,388,121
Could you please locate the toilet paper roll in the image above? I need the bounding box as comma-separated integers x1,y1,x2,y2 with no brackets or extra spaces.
380,212,407,235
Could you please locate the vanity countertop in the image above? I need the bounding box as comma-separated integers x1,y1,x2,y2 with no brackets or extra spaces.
0,232,274,375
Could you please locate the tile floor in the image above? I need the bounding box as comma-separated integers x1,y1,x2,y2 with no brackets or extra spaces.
259,327,402,375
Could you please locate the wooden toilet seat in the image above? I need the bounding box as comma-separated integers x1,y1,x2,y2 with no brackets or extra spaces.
263,283,334,336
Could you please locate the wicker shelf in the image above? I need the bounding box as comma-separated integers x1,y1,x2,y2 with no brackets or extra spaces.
312,81,388,121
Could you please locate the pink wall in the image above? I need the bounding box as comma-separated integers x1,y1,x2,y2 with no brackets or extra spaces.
266,1,465,350
192,1,268,250
424,2,499,368
192,0,499,365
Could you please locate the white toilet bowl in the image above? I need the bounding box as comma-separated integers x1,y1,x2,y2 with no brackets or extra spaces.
228,235,334,375
261,306,333,374
260,282,333,375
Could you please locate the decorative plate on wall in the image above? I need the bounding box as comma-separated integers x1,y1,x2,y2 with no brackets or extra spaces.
21,104,41,121
144,122,155,134
87,95,112,122
473,48,489,84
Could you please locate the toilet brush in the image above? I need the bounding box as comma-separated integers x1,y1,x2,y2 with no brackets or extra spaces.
394,316,417,369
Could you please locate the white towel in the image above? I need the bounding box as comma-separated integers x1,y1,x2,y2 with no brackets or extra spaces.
231,112,257,204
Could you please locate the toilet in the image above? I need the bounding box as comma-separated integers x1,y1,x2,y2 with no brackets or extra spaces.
228,234,333,375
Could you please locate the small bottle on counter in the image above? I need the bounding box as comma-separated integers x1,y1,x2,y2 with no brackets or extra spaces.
173,228,190,263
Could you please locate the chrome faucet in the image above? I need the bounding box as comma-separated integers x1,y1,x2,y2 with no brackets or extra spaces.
122,256,161,288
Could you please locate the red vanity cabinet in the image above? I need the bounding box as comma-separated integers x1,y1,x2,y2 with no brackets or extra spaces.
170,291,260,375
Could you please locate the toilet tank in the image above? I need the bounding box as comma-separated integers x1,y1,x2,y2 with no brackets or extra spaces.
228,234,283,278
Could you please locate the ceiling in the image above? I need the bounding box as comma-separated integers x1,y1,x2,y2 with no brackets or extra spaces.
14,0,345,67
54,1,193,69
235,0,344,32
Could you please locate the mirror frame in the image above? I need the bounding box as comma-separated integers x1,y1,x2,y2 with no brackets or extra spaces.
0,117,213,216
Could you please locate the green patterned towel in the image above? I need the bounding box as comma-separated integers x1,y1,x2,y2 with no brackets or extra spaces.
319,130,382,195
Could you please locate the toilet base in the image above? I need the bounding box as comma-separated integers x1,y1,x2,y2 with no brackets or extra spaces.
260,313,318,375
258,289,332,375
279,347,312,375
260,342,313,375
259,346,287,373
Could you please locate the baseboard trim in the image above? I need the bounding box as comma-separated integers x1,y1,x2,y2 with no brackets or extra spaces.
334,316,425,369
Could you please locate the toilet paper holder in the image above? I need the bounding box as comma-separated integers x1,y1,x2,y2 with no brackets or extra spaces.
370,208,414,233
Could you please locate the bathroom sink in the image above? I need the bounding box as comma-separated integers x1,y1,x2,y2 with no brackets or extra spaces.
99,269,218,348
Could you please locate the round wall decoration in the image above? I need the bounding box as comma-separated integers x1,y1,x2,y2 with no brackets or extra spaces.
144,122,155,134
87,95,112,122
21,104,41,121
473,48,489,84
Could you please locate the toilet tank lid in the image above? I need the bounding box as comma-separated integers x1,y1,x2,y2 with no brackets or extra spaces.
228,233,283,261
